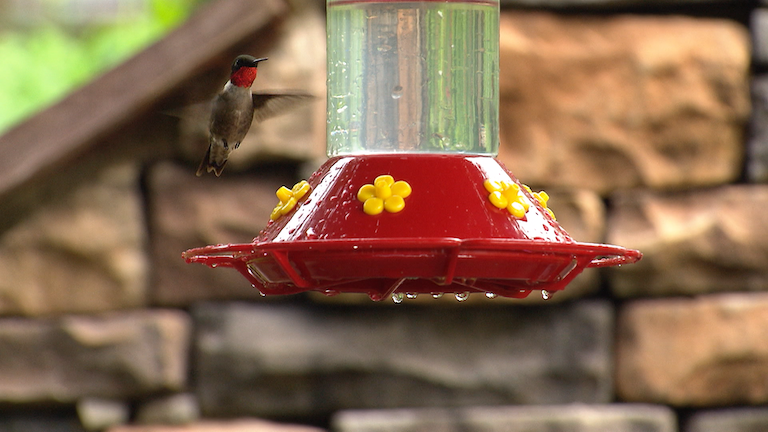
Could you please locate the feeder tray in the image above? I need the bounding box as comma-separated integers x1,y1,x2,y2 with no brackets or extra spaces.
183,154,641,300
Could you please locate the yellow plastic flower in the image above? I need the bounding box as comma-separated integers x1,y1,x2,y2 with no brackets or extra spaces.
483,179,554,220
270,180,311,221
532,190,556,220
358,175,411,215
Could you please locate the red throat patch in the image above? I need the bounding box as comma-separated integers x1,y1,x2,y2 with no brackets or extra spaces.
230,66,258,88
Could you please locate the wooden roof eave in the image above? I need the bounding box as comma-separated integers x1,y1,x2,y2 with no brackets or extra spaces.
0,0,288,204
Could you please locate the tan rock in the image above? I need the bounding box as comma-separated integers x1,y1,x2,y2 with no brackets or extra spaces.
77,397,131,431
135,393,200,425
606,186,768,297
0,163,147,316
0,309,190,403
616,293,768,406
498,11,750,195
108,419,325,432
333,405,677,432
148,162,295,306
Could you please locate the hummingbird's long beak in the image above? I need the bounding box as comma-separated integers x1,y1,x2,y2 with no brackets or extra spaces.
252,57,268,66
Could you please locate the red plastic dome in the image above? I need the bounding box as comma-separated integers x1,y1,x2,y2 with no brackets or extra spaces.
183,154,641,301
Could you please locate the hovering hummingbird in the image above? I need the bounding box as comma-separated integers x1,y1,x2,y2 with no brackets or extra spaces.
196,55,313,176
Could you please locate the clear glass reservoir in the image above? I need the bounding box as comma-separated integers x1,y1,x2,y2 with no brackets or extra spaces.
326,0,500,156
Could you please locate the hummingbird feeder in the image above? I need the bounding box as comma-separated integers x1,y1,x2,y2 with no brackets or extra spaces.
182,0,641,302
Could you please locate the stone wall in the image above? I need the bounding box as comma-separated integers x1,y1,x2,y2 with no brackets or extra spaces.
1,0,767,431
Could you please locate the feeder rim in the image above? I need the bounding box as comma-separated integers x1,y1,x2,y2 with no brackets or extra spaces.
182,237,642,269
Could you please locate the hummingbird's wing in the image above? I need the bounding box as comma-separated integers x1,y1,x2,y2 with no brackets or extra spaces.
251,91,315,123
160,101,212,122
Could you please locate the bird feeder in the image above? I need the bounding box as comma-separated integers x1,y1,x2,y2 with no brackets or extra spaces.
182,0,641,302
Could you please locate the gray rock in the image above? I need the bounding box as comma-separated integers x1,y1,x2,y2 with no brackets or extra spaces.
0,310,190,403
686,407,768,432
747,75,768,183
194,301,613,418
108,419,326,432
0,415,85,432
753,9,768,66
332,404,677,432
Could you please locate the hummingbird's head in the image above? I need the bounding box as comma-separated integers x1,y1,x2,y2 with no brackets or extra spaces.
229,55,267,88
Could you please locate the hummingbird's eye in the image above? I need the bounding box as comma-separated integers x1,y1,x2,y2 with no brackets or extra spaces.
231,55,265,72
232,55,253,71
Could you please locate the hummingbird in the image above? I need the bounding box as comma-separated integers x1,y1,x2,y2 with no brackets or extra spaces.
196,55,313,176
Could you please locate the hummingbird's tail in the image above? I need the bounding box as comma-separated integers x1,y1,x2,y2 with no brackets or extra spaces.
196,145,227,177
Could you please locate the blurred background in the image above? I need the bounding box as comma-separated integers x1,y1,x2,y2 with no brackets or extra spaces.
0,0,205,134
0,0,766,431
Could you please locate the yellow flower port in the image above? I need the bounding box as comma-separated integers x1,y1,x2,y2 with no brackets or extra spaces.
270,180,311,221
483,179,555,220
357,175,412,216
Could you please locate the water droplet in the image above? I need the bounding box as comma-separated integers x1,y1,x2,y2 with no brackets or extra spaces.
259,291,267,297
323,289,339,297
431,293,444,299
392,293,404,304
406,292,418,299
336,105,348,113
541,290,552,300
455,292,470,302
485,292,497,299
391,85,403,99
306,228,318,239
329,127,348,137
211,263,218,268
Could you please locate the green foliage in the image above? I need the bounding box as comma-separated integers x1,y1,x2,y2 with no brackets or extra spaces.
0,0,199,134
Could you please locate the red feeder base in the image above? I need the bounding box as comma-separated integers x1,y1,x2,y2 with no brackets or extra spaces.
183,154,641,300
